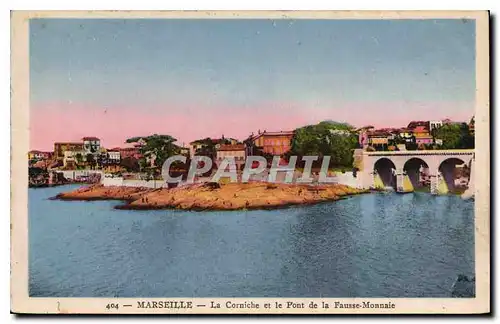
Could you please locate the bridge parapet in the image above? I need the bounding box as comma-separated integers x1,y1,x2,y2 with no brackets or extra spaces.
363,149,474,157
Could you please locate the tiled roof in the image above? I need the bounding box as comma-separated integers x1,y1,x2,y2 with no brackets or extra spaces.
368,130,390,136
217,144,245,151
407,121,430,129
54,142,83,145
251,130,294,140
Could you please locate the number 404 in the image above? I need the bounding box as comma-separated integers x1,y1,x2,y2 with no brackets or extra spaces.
106,303,119,310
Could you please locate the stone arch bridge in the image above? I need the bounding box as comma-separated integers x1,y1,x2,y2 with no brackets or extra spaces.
358,149,474,194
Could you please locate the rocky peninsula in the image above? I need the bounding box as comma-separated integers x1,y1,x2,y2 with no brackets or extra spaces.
53,182,368,211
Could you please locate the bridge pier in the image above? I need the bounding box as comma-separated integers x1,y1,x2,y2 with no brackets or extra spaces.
396,168,416,193
430,174,438,195
368,172,375,189
396,168,405,193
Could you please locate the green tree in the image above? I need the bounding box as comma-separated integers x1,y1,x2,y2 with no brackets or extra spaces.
433,124,462,149
29,167,47,178
86,153,95,169
120,156,140,172
406,135,418,150
138,157,148,173
389,134,406,147
288,121,357,168
194,138,217,160
126,134,180,169
75,153,83,165
458,122,475,149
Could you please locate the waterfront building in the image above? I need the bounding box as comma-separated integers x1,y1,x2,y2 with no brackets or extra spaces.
189,136,239,157
54,142,84,160
429,120,443,131
82,137,101,154
415,135,434,145
63,150,86,168
28,150,52,161
248,130,294,155
356,126,375,148
107,150,121,164
215,144,246,170
367,130,390,146
412,125,433,145
112,146,142,160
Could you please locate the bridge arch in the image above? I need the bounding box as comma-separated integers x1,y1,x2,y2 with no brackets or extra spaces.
438,157,468,193
403,157,430,189
374,158,396,189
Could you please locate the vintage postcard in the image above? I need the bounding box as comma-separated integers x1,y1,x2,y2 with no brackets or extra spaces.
11,10,490,314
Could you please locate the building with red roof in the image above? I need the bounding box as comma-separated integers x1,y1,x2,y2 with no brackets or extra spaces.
248,130,295,155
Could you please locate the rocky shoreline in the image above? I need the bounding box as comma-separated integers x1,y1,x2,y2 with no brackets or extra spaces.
52,185,155,202
52,182,368,211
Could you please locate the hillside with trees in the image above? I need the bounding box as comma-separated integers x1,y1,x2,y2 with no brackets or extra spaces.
433,123,474,149
287,121,358,169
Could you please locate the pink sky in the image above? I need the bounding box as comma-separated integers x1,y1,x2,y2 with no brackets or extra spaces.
30,101,474,151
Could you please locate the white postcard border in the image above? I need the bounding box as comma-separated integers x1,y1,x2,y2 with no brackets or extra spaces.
10,10,490,314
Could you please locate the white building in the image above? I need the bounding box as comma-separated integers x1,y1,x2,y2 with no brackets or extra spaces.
216,144,246,169
430,121,443,131
107,151,121,164
63,150,86,167
82,137,101,154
